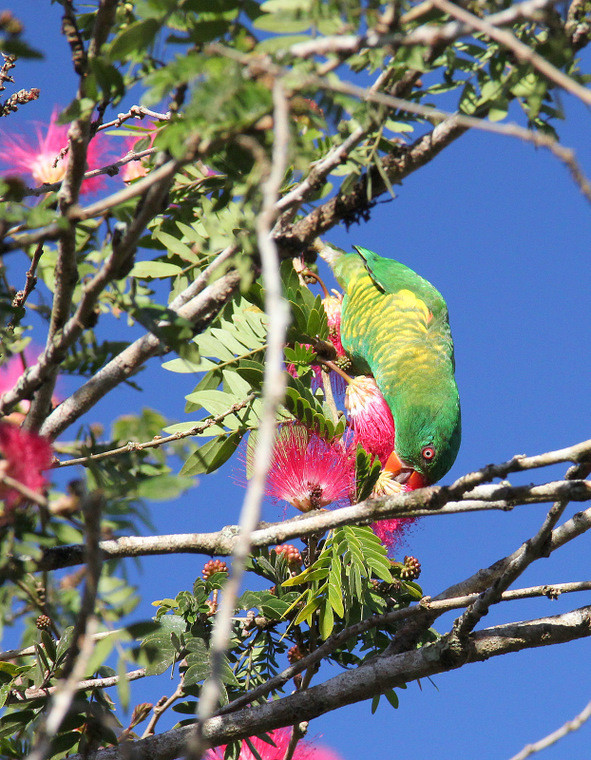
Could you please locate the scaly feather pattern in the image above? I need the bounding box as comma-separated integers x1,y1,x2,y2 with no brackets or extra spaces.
333,246,461,484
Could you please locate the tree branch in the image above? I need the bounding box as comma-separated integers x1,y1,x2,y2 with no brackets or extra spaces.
60,605,591,760
432,0,591,108
28,471,591,573
284,0,561,60
508,697,591,760
24,0,119,431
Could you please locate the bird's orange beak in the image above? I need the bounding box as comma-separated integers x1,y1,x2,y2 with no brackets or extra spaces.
384,450,427,490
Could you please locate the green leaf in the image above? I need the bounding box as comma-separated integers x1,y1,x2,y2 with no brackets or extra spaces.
282,555,331,586
137,473,195,501
488,106,508,122
180,431,243,475
139,615,186,676
109,18,160,61
89,59,125,101
318,600,334,639
39,630,56,664
355,445,381,501
293,593,322,626
84,633,116,678
384,689,399,709
256,34,310,53
125,621,161,639
259,596,294,620
327,562,344,617
153,231,201,263
117,655,130,711
56,627,75,664
0,710,36,738
254,14,311,32
130,261,184,279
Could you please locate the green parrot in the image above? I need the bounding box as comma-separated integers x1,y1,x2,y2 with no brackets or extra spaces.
333,245,461,487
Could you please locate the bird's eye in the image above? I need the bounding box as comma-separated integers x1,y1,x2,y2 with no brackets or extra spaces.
422,446,435,461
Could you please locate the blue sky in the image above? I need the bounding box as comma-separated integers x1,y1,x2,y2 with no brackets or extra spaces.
2,2,591,758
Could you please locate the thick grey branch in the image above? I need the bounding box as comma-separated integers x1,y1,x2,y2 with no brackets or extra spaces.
62,605,591,760
31,476,591,572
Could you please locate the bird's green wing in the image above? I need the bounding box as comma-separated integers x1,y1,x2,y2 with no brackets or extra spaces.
352,245,448,319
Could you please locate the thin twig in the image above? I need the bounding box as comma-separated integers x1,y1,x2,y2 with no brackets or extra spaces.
187,78,291,760
0,472,48,507
508,698,591,760
9,242,44,324
16,668,146,702
0,628,120,662
432,0,591,108
55,394,256,468
282,723,307,760
142,681,185,738
97,105,171,131
23,147,157,197
24,618,99,760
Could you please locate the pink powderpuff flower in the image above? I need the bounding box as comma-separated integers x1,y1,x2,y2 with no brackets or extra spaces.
0,107,112,193
322,293,345,359
0,351,61,425
206,728,343,760
372,517,413,552
0,424,53,509
370,470,413,552
322,293,348,397
0,355,28,426
252,423,355,512
0,354,27,394
345,376,395,465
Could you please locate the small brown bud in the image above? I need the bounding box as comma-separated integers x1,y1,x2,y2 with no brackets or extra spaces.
288,644,305,663
401,555,421,580
202,559,228,579
0,11,23,34
274,544,303,567
36,614,51,630
335,354,353,372
129,702,153,728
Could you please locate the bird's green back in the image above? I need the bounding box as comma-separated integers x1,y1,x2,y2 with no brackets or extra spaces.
334,246,461,483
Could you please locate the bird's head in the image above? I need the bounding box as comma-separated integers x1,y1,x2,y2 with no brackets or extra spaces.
384,398,461,487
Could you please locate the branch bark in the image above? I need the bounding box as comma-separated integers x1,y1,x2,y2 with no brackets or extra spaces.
30,473,591,573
